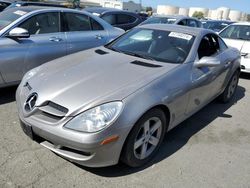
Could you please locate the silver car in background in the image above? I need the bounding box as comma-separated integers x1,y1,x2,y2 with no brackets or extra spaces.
140,15,203,28
17,25,240,168
0,7,124,88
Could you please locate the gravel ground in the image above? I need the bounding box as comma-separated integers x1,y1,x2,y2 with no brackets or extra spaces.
0,74,250,188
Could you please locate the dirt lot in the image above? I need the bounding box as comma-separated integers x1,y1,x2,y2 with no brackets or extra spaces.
0,74,250,188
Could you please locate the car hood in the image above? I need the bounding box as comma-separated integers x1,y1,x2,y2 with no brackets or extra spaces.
23,47,179,115
223,38,250,53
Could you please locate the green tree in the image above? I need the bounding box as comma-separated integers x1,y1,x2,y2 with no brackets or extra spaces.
145,6,153,12
192,11,204,19
67,0,80,8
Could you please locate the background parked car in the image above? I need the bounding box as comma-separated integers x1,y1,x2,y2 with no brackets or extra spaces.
84,7,143,30
219,22,250,73
202,20,235,32
0,7,124,88
140,15,203,28
0,0,65,12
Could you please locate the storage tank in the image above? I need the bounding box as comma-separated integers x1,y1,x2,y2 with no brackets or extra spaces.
189,7,209,17
157,5,179,15
241,13,247,21
217,7,230,20
179,8,189,16
229,10,242,21
216,10,223,20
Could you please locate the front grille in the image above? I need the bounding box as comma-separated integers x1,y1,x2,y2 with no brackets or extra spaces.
38,101,68,118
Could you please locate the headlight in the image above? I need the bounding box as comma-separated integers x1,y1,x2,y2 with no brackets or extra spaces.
64,102,123,133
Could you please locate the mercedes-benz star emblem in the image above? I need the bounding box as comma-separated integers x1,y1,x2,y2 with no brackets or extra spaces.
24,93,38,112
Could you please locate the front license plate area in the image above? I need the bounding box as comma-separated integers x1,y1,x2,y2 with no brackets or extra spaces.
20,121,33,140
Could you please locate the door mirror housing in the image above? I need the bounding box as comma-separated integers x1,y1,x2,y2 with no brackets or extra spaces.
194,56,221,68
7,27,30,38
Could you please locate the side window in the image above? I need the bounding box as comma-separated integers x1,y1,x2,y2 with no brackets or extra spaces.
198,35,219,59
116,14,136,25
90,18,104,30
218,37,228,51
62,13,91,32
187,20,198,27
102,14,116,25
0,2,10,11
19,12,59,35
196,21,202,28
178,19,187,26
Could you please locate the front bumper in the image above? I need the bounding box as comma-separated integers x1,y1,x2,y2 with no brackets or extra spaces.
17,98,130,167
241,58,250,73
18,115,130,167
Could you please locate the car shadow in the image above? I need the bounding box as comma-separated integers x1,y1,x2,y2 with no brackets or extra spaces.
77,85,245,177
0,86,17,105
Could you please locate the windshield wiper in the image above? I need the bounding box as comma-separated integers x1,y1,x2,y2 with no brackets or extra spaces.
104,45,123,53
122,51,156,61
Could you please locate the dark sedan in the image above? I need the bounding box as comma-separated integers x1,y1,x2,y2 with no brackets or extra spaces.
84,7,143,30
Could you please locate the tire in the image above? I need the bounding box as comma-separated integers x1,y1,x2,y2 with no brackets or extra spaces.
121,108,167,167
218,70,239,103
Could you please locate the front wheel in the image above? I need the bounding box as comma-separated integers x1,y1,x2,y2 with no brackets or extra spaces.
218,70,239,103
121,108,167,167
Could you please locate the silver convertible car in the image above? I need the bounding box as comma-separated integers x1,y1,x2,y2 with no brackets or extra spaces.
0,7,124,88
16,24,240,167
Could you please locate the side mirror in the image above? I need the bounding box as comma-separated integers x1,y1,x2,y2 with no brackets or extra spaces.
7,27,30,39
194,56,221,68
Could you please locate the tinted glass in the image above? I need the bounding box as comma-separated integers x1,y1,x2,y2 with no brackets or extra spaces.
106,28,195,64
0,1,10,11
187,20,197,27
116,14,136,24
90,17,104,30
102,14,116,25
19,12,59,35
141,17,176,25
220,25,250,40
198,35,220,59
63,13,91,32
178,19,187,26
0,9,28,30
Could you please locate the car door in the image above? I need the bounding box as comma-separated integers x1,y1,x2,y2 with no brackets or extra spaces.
62,12,107,55
186,34,229,114
0,35,31,83
18,11,67,72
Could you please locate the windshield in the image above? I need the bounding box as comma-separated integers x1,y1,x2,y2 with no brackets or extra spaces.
141,17,177,25
106,28,195,64
203,21,230,32
0,9,28,30
220,25,250,41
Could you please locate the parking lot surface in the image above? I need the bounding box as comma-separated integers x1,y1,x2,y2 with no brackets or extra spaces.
0,74,250,188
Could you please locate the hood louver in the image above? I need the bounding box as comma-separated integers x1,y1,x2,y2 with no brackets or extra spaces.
130,60,162,68
95,49,109,55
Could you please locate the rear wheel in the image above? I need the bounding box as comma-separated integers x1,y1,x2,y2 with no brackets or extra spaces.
218,70,239,103
121,108,167,167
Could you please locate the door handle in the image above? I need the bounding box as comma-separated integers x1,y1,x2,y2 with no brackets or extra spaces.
49,37,62,42
95,35,103,40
